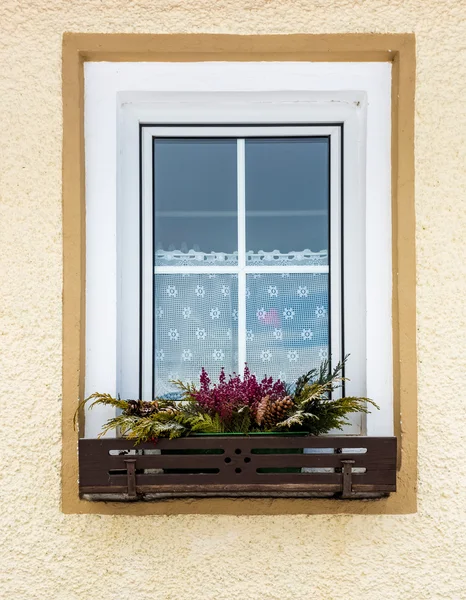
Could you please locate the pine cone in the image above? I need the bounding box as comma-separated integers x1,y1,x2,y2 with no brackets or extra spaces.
125,400,141,415
256,395,270,426
263,396,294,428
126,400,160,417
159,406,177,416
256,395,295,428
141,401,161,416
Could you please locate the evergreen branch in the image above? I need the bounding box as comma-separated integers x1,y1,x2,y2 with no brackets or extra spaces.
189,412,224,434
99,414,140,438
274,411,317,429
294,368,318,399
124,416,187,443
73,392,130,430
226,405,252,434
169,379,198,401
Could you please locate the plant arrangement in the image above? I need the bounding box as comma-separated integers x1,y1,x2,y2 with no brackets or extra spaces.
77,358,378,443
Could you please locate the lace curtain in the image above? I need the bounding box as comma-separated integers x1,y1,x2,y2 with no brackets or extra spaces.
154,252,329,397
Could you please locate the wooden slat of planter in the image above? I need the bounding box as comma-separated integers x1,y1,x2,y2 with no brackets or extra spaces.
79,436,395,453
102,452,393,469
102,469,395,487
80,483,395,495
80,473,396,490
80,483,345,495
246,454,395,469
110,471,344,485
80,436,395,452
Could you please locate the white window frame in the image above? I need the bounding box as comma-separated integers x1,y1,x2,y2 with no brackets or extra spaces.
140,124,341,401
84,62,392,438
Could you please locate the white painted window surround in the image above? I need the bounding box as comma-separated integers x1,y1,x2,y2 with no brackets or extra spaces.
84,61,392,439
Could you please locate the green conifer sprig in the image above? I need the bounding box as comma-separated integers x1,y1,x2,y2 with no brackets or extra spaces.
73,392,130,430
276,358,379,434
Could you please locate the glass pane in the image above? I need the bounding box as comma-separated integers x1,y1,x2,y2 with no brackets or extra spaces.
154,274,238,397
245,273,329,386
153,138,238,266
245,138,329,266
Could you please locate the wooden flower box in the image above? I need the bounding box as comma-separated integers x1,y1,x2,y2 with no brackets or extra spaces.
79,435,397,500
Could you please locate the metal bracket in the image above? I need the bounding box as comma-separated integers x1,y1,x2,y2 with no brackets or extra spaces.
340,460,355,498
124,458,137,499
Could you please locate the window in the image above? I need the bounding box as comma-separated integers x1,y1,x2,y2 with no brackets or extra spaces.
143,129,340,402
63,33,417,514
84,63,392,439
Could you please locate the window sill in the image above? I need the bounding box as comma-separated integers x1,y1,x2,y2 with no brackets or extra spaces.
79,435,396,501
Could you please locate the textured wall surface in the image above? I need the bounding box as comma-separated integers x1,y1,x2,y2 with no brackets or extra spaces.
1,2,466,599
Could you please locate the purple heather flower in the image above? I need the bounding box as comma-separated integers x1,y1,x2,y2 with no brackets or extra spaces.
192,365,287,424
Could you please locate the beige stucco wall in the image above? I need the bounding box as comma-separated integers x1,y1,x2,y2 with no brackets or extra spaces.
1,2,465,599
